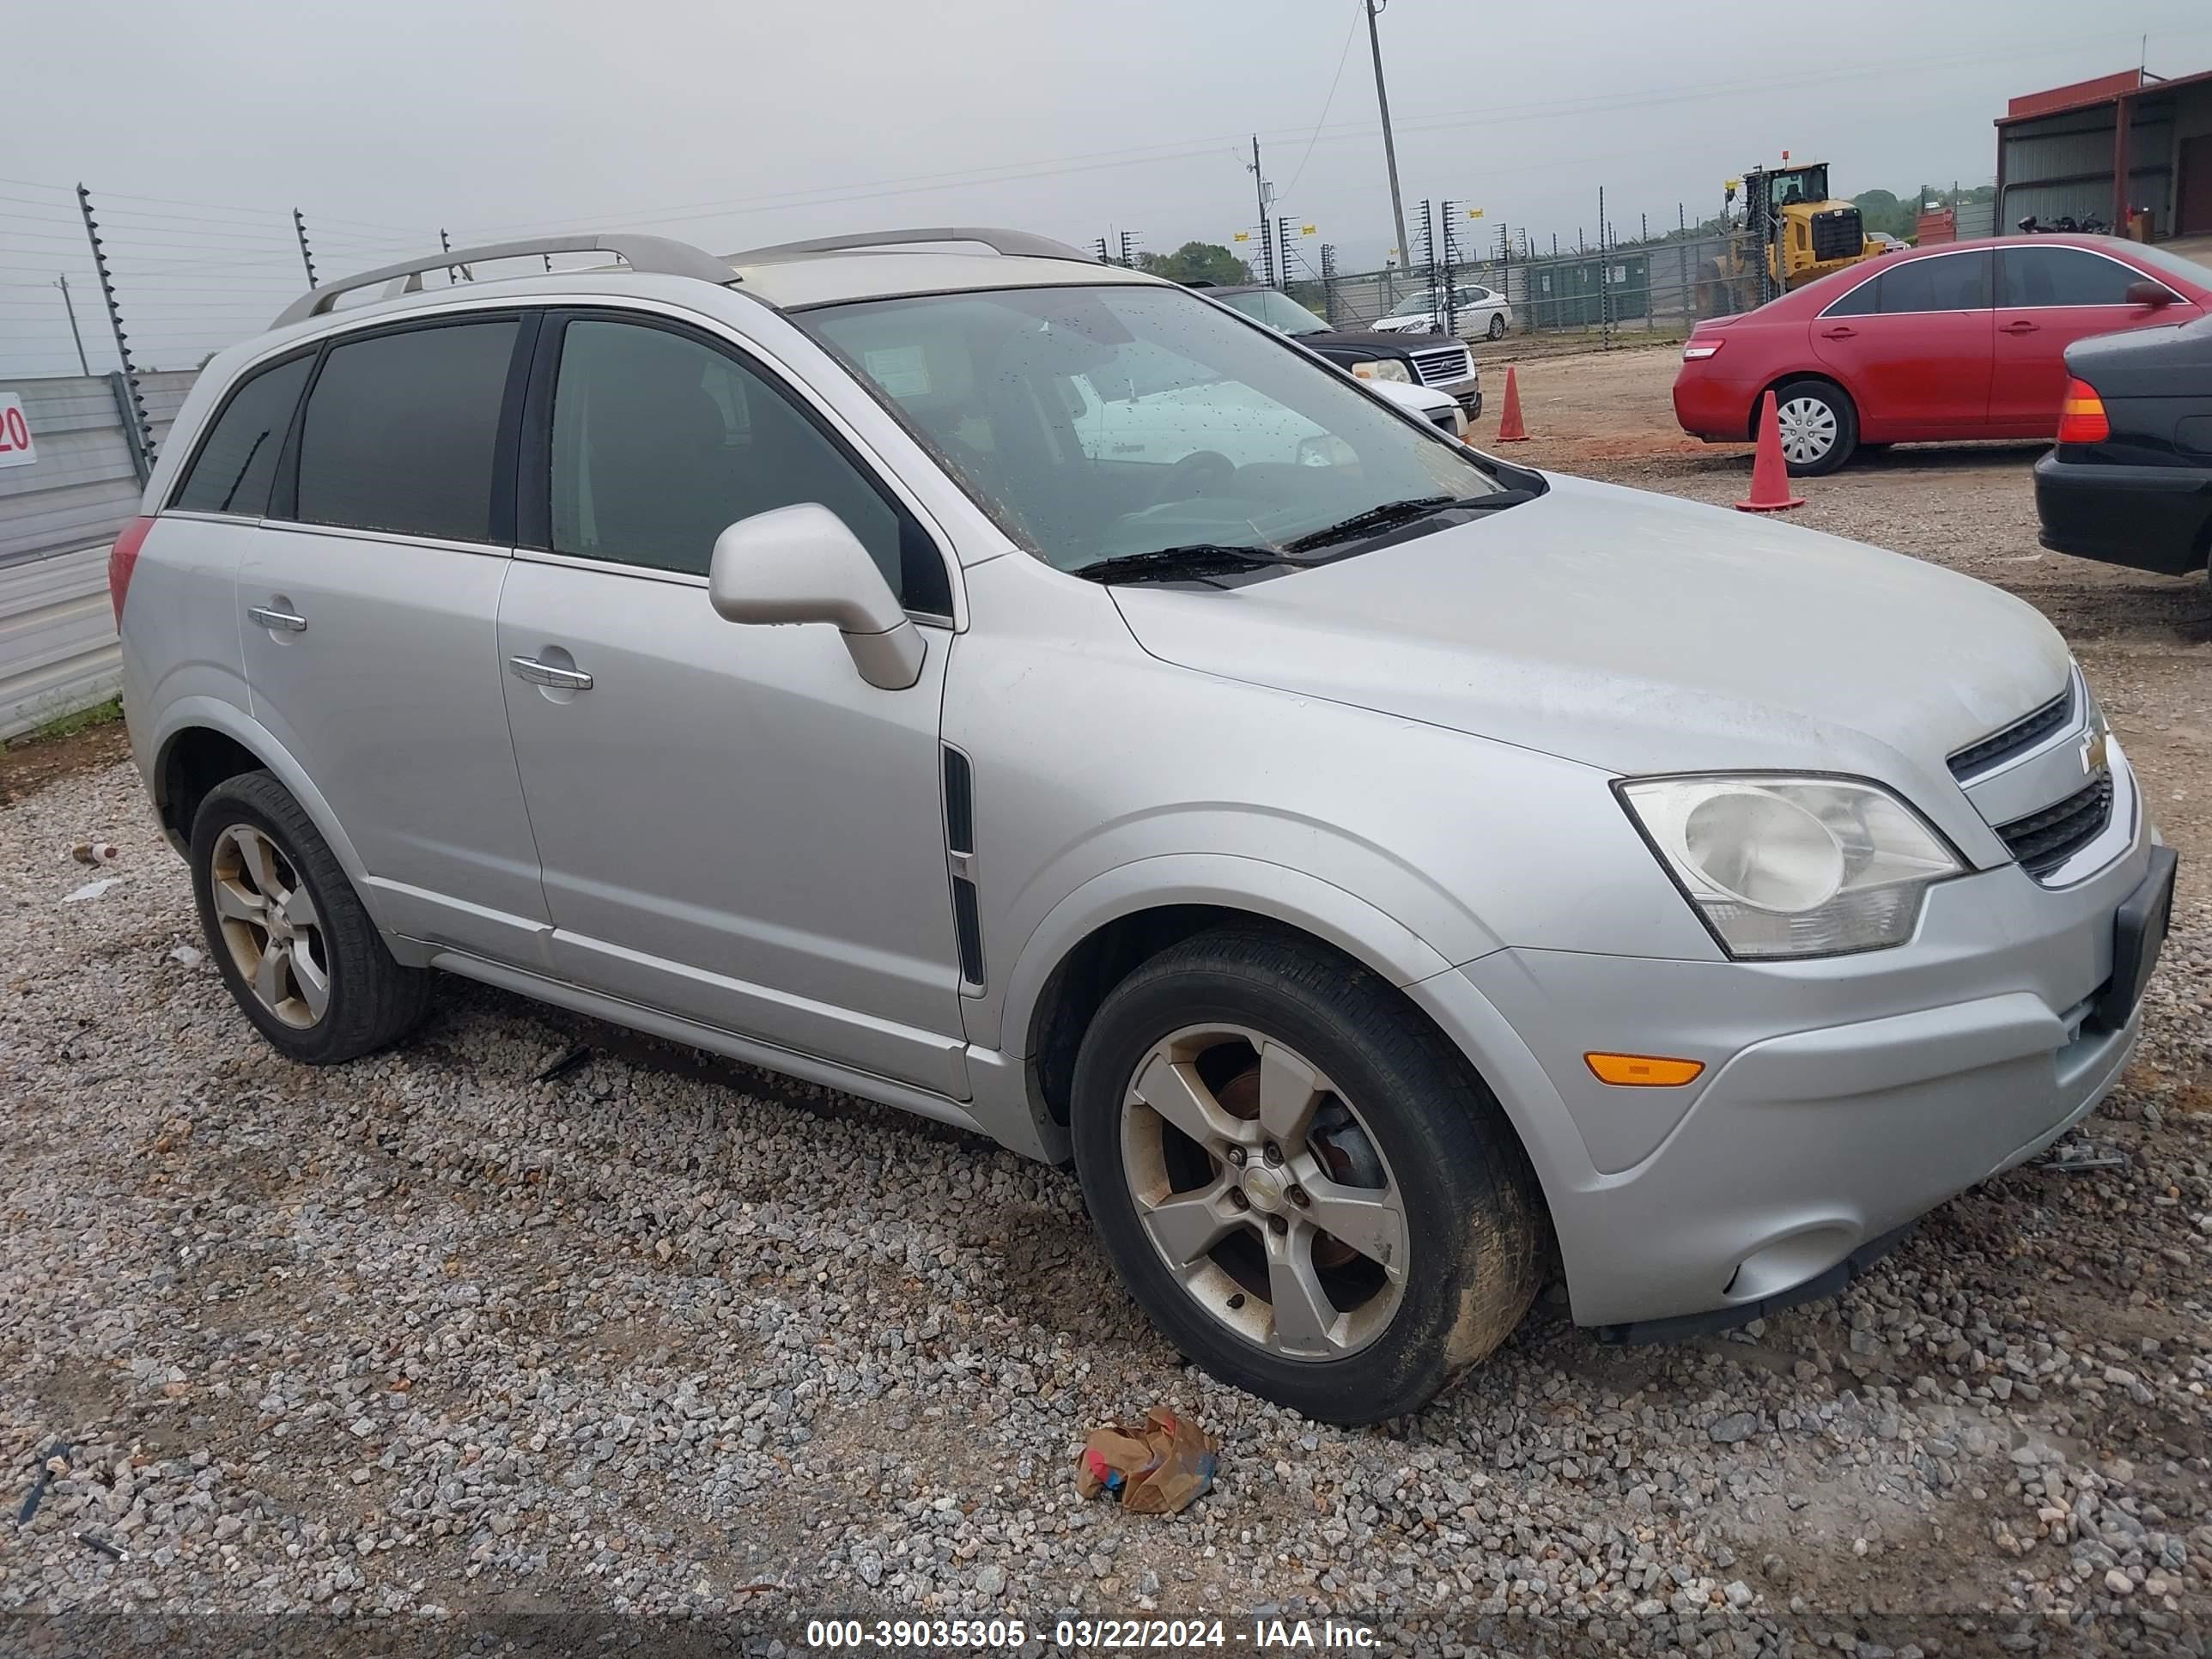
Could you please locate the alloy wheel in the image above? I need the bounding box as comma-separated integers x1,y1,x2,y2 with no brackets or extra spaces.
1119,1024,1408,1360
1775,395,1838,465
209,823,328,1029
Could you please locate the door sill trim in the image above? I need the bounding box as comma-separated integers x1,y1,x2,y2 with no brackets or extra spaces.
421,946,989,1140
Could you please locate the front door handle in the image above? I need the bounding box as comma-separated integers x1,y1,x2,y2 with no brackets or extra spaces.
2001,319,2039,334
246,605,307,633
508,655,592,690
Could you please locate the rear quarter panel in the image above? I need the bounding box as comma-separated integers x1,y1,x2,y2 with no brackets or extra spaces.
121,515,250,799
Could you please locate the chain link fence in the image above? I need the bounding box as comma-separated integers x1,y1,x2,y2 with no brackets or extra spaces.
1305,230,1772,349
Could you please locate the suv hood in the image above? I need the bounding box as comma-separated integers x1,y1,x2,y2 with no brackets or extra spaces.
1303,327,1455,355
1110,475,2069,849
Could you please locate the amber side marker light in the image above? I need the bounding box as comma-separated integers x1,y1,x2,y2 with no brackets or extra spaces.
2057,378,2109,445
1585,1053,1705,1086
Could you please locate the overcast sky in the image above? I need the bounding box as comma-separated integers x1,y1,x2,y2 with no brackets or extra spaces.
5,0,2210,372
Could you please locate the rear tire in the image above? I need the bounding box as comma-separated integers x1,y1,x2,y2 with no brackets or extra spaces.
1771,378,1857,476
1070,927,1542,1423
190,771,433,1065
1486,313,1507,341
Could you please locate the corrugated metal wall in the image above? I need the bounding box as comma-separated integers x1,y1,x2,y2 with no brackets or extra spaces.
0,545,120,740
0,368,196,738
0,370,196,568
2000,95,2190,230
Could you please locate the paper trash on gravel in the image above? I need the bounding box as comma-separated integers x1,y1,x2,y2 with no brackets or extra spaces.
62,878,120,903
1075,1407,1217,1516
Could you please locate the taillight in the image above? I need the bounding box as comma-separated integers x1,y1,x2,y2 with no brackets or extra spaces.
2057,377,2109,444
1681,337,1724,361
107,515,154,624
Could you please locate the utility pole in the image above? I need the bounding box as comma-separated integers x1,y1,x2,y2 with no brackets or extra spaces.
1248,137,1275,287
1118,229,1137,270
1364,0,1411,278
55,274,90,376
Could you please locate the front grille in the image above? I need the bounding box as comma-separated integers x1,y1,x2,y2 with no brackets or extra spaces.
1996,775,2113,878
1809,207,1864,262
1409,344,1474,387
1948,684,2075,780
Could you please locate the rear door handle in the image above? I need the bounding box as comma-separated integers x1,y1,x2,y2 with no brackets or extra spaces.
2002,319,2039,334
246,605,307,632
1820,325,1856,339
508,655,592,690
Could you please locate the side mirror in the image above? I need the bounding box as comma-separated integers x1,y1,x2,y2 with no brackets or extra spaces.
708,503,925,690
2125,279,2172,308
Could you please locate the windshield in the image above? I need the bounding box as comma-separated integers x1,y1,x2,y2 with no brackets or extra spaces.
1385,290,1439,317
802,284,1509,574
1213,288,1332,336
2126,240,2212,291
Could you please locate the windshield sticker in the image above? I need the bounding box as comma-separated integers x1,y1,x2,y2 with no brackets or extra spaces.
864,345,931,399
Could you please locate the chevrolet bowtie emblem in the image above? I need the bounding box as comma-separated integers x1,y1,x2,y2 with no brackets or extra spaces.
2081,729,2109,776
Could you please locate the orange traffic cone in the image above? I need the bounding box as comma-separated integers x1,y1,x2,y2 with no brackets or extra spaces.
1735,390,1805,513
1493,366,1529,442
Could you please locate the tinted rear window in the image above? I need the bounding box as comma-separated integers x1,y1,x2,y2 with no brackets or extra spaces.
1875,251,1990,313
295,319,520,543
173,355,313,517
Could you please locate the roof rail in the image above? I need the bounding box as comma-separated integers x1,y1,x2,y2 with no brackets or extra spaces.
725,227,1097,265
272,234,736,329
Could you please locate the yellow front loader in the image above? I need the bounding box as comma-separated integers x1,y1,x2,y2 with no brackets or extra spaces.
1696,160,1886,318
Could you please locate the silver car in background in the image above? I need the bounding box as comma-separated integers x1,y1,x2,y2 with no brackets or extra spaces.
115,228,2173,1423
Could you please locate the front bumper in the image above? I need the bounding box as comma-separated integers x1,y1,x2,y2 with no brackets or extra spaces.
1442,784,2167,1331
2033,450,2212,576
1433,375,1481,416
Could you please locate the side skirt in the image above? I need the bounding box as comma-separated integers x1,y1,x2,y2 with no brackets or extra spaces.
425,947,991,1140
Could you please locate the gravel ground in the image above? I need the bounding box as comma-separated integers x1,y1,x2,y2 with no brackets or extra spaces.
4,353,2211,1656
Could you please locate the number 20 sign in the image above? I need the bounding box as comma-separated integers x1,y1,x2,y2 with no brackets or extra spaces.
0,392,38,468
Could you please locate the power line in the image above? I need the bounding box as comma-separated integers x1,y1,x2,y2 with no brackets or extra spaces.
1280,0,1366,200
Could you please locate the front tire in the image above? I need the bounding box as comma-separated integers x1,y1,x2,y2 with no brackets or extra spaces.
190,771,433,1064
1771,379,1857,475
1070,927,1542,1423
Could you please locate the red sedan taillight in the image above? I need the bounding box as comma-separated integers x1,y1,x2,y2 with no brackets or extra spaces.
107,515,154,624
1681,337,1725,362
2057,377,2109,445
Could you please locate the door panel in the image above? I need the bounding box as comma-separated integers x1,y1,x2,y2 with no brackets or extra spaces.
497,309,967,1094
1809,250,1992,434
240,532,549,960
1990,246,2192,431
495,559,966,1094
238,310,547,963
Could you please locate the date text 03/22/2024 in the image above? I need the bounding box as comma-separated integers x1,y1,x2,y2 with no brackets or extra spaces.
801,1616,1382,1650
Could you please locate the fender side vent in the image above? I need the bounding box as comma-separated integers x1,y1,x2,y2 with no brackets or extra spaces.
942,745,975,854
943,744,983,988
951,877,985,987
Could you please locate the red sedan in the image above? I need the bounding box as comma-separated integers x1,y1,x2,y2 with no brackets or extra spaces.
1673,235,2212,474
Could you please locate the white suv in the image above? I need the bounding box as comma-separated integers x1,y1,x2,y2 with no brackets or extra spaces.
117,228,2169,1422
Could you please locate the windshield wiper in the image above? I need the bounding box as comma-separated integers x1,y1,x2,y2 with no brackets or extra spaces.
1281,490,1536,555
1073,544,1310,586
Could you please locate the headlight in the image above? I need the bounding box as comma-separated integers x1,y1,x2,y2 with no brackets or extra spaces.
1351,359,1412,382
1617,775,1964,958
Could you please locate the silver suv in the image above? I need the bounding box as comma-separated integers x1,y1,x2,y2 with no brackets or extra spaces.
117,228,2173,1423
